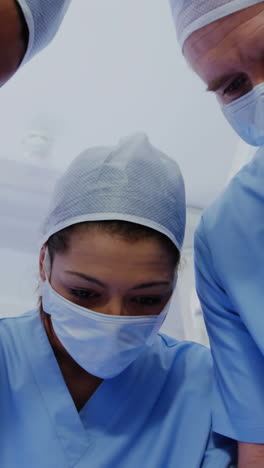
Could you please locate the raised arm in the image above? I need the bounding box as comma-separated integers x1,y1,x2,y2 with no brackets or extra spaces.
195,217,264,466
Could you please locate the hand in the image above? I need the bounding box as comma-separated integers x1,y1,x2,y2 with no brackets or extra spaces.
239,443,264,468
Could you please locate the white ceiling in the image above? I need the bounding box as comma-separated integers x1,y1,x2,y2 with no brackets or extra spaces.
0,0,240,208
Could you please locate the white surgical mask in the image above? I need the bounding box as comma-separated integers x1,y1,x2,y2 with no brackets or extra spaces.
42,279,171,379
222,83,264,147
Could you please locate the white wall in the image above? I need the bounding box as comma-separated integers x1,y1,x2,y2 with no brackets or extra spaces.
0,1,244,345
0,0,238,208
0,249,38,316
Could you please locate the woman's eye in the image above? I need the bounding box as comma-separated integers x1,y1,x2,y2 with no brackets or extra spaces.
224,75,246,95
70,289,98,299
133,296,162,306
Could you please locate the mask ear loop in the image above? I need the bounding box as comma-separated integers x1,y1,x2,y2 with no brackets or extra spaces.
172,271,178,289
43,247,51,282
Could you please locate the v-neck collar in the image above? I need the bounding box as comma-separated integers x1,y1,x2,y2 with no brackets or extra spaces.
19,311,134,467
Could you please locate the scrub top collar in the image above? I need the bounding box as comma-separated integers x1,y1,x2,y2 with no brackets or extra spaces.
19,311,138,466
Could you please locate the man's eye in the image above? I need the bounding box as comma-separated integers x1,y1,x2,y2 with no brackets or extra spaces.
224,76,246,95
133,296,162,306
70,289,98,299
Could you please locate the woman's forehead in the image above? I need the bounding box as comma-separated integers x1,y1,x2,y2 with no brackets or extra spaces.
51,230,175,280
68,230,170,261
52,244,174,288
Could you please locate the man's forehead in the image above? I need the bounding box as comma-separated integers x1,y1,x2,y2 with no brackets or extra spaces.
170,0,264,50
184,3,264,63
183,3,264,94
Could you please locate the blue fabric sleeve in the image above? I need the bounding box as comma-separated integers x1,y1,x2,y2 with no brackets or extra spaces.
194,218,264,443
201,432,237,467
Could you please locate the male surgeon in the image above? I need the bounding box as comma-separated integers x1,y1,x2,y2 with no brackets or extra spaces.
0,0,71,86
170,1,264,466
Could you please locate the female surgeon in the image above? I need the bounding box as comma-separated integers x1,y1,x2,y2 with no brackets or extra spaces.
0,133,237,467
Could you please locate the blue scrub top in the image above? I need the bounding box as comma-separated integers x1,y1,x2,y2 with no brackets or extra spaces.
195,146,264,444
0,310,236,467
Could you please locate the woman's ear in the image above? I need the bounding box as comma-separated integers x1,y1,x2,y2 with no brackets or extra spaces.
39,245,47,282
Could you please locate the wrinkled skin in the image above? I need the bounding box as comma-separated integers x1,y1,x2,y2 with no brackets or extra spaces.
0,0,28,86
184,4,264,467
184,3,264,106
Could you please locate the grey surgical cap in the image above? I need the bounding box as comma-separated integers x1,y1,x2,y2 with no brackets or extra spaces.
41,134,186,251
170,0,264,49
16,0,71,65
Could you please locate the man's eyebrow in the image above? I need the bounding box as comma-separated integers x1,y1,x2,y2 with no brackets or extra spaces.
206,73,236,92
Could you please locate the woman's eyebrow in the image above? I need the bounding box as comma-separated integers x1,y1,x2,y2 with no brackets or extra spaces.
132,281,170,290
65,271,106,287
65,272,170,290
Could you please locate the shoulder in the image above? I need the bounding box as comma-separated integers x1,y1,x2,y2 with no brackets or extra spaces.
0,310,39,345
198,147,264,241
194,148,264,283
157,332,210,358
152,333,213,385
